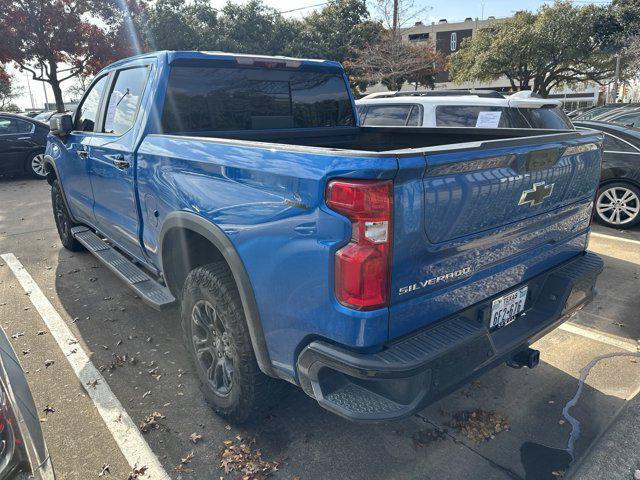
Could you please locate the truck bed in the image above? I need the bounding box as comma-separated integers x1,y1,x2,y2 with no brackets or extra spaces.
157,125,579,154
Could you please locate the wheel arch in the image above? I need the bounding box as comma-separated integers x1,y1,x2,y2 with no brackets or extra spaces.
158,212,277,378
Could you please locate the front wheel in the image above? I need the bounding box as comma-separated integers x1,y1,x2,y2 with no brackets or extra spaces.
25,152,47,179
181,262,279,423
595,182,640,229
51,179,84,251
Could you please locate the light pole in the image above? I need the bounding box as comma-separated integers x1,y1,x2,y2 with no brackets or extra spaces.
24,73,35,110
612,54,621,103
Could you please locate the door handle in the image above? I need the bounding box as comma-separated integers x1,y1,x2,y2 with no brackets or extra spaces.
112,155,130,169
77,149,88,159
17,137,30,140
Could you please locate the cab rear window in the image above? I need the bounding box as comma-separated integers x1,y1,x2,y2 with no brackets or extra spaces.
435,106,529,128
359,105,422,126
161,66,355,132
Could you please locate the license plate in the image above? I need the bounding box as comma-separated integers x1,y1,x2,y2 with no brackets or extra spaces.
490,286,528,330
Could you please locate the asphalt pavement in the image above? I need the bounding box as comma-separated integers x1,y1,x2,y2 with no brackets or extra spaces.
0,176,639,480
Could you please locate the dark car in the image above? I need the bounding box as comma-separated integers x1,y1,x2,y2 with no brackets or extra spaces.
574,120,640,228
0,327,55,479
0,113,49,179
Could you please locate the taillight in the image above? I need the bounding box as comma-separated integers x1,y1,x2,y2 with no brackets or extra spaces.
326,179,393,310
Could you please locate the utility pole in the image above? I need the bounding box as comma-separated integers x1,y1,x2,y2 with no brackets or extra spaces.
25,73,35,110
42,82,49,109
392,0,399,32
612,54,621,103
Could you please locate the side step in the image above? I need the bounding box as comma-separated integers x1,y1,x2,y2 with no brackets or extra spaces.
71,226,176,311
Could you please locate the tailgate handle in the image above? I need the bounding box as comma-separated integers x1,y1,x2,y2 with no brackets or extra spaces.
515,148,561,173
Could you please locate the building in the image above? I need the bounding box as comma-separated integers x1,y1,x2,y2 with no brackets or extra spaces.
366,16,600,110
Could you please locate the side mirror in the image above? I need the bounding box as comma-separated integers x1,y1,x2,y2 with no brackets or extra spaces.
50,113,73,137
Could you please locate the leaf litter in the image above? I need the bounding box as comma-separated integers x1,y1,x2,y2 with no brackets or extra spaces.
220,436,281,480
139,411,165,433
446,409,510,443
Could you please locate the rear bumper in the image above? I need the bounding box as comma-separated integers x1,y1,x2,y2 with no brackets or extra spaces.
297,251,603,422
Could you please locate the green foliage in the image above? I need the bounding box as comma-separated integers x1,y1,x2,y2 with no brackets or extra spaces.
449,1,629,96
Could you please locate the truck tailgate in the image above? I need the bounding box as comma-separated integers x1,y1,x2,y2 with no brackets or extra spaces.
389,131,602,340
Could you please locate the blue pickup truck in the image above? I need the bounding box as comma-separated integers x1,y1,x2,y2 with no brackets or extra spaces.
44,51,604,422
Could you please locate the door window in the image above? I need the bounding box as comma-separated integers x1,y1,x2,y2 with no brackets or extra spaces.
75,75,108,132
102,67,148,135
0,117,33,134
603,133,639,152
361,105,421,126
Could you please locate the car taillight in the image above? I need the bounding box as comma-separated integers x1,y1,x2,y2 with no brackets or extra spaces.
326,179,393,310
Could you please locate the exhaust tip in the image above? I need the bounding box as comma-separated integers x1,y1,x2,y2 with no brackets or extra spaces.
507,348,540,369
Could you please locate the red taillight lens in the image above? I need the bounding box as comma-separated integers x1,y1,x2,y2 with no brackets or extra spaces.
326,179,393,310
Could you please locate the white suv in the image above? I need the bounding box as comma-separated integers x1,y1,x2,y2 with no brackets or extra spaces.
355,90,573,129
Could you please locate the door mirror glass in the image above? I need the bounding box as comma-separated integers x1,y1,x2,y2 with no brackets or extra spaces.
50,114,73,137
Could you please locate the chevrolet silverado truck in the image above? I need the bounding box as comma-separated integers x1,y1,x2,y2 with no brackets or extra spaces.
44,51,604,422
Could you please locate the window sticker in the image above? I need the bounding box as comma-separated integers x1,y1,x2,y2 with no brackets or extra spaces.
475,111,502,128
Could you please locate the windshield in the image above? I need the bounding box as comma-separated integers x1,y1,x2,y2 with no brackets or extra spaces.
161,65,356,132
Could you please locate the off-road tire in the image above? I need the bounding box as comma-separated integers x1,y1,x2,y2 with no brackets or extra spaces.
181,261,278,423
51,179,84,251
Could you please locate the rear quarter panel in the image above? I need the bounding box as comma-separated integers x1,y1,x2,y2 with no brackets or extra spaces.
137,135,397,378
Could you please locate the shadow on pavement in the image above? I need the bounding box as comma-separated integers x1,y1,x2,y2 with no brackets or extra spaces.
51,248,638,480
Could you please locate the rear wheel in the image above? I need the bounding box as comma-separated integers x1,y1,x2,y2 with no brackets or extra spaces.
51,179,84,251
595,182,640,228
25,152,47,179
181,262,278,422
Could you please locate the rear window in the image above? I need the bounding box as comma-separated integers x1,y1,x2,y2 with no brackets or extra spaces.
360,105,422,126
161,66,355,132
518,107,573,129
435,106,529,128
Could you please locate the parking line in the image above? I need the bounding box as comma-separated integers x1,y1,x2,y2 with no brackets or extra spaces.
1,253,170,480
591,231,640,246
559,321,638,353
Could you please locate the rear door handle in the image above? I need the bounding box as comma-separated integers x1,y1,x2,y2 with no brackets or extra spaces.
112,154,130,169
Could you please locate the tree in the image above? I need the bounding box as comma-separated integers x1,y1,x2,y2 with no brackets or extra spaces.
346,31,445,91
449,2,619,97
0,66,21,110
0,0,141,111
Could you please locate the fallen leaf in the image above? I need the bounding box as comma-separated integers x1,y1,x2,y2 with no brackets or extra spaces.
189,432,202,444
446,409,510,443
139,412,165,433
181,451,194,464
99,463,110,476
558,419,566,425
43,405,55,415
11,332,25,339
218,436,280,479
44,359,54,368
127,465,147,479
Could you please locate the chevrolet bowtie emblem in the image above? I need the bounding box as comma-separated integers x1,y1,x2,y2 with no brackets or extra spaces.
518,181,554,207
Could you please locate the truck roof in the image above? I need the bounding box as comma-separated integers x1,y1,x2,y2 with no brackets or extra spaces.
99,50,344,74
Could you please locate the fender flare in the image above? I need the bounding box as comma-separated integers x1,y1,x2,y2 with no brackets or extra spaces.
158,211,277,379
43,154,80,224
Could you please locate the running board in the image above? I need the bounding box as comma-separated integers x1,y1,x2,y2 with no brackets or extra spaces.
71,226,176,311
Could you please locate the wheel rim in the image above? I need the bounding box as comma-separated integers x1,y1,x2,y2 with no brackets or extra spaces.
191,300,236,397
597,186,640,225
31,154,46,177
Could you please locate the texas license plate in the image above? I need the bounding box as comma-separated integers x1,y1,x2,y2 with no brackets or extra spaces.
489,286,528,330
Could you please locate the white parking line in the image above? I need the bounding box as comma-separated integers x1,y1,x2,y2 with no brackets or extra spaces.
1,253,170,480
559,321,639,353
591,231,640,246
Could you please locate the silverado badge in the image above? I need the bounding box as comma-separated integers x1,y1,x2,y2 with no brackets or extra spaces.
518,181,554,207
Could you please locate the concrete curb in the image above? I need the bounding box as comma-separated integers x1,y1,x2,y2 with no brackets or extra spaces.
568,392,640,479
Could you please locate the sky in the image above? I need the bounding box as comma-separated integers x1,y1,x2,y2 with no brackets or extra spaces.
10,0,612,110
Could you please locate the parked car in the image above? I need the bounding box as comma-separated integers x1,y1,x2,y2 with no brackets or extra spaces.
567,105,596,118
45,51,603,422
575,103,640,121
32,111,57,123
0,113,49,178
355,90,573,129
601,109,640,128
574,120,640,228
0,326,55,479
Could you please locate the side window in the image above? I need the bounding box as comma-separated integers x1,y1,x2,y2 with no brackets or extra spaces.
406,105,422,126
102,67,148,135
361,105,416,126
0,118,32,134
75,75,108,132
603,133,639,153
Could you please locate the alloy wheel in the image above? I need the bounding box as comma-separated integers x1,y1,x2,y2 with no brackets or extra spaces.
596,186,640,226
31,154,47,177
191,300,236,397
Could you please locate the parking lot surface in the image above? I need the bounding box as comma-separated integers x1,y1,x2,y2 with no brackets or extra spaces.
1,176,639,480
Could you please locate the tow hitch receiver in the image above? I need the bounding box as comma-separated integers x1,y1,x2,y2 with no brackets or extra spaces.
507,348,540,369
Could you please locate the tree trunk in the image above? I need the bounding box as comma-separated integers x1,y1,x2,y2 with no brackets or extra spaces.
49,61,65,112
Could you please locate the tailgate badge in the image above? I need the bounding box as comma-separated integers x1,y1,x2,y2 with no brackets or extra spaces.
518,182,554,207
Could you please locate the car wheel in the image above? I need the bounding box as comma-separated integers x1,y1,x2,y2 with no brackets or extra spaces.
596,182,640,228
51,179,84,251
25,152,47,179
181,261,279,423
